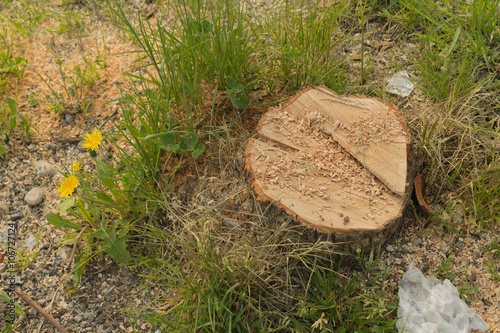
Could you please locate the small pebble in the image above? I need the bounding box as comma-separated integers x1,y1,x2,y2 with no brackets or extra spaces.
57,246,72,262
25,187,45,206
386,245,396,252
0,201,9,215
65,113,74,123
10,211,23,221
35,161,56,177
413,239,422,246
25,235,37,250
77,141,88,152
74,315,83,323
103,326,114,333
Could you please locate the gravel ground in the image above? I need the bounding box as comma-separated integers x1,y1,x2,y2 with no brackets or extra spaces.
0,137,161,332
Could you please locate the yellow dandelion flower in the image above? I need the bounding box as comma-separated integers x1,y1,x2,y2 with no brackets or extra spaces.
57,174,79,198
72,162,82,171
82,129,103,152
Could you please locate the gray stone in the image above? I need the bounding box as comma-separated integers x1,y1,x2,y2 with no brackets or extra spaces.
35,161,56,177
56,246,72,262
0,229,7,243
77,141,88,152
25,235,37,250
58,301,69,311
25,187,44,206
10,211,23,221
65,113,74,123
413,239,422,246
0,201,9,215
386,245,396,252
83,312,93,319
74,315,82,323
103,327,114,333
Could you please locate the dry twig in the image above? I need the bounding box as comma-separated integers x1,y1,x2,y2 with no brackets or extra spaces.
16,290,69,333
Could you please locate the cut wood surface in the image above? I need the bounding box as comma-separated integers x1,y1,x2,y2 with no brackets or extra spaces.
245,86,414,247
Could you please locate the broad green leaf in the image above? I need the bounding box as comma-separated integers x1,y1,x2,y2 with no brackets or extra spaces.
73,252,89,287
201,20,213,34
0,290,11,302
0,145,6,155
46,213,83,231
226,78,239,90
118,225,130,239
158,133,180,152
59,197,76,212
16,112,28,126
191,19,213,35
107,234,130,264
189,134,199,149
76,205,96,227
192,142,206,158
96,224,130,263
230,94,250,110
225,78,244,95
3,322,14,333
96,192,117,206
9,114,17,131
92,228,106,240
96,159,116,191
0,61,22,74
60,233,79,246
5,95,17,114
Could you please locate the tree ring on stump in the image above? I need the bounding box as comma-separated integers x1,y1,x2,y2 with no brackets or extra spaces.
245,86,415,252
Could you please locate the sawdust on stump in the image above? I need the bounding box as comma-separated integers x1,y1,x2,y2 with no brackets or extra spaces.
245,86,415,251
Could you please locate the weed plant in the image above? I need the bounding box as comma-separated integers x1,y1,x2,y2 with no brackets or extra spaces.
261,0,349,94
31,52,100,114
55,3,89,47
0,26,27,94
2,0,47,41
396,0,500,227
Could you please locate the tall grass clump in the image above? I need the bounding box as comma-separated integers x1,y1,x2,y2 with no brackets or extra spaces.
400,0,500,99
123,211,399,332
107,0,257,122
398,0,500,228
260,0,349,94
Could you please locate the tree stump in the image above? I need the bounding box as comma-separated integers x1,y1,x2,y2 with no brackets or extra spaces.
245,86,415,251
